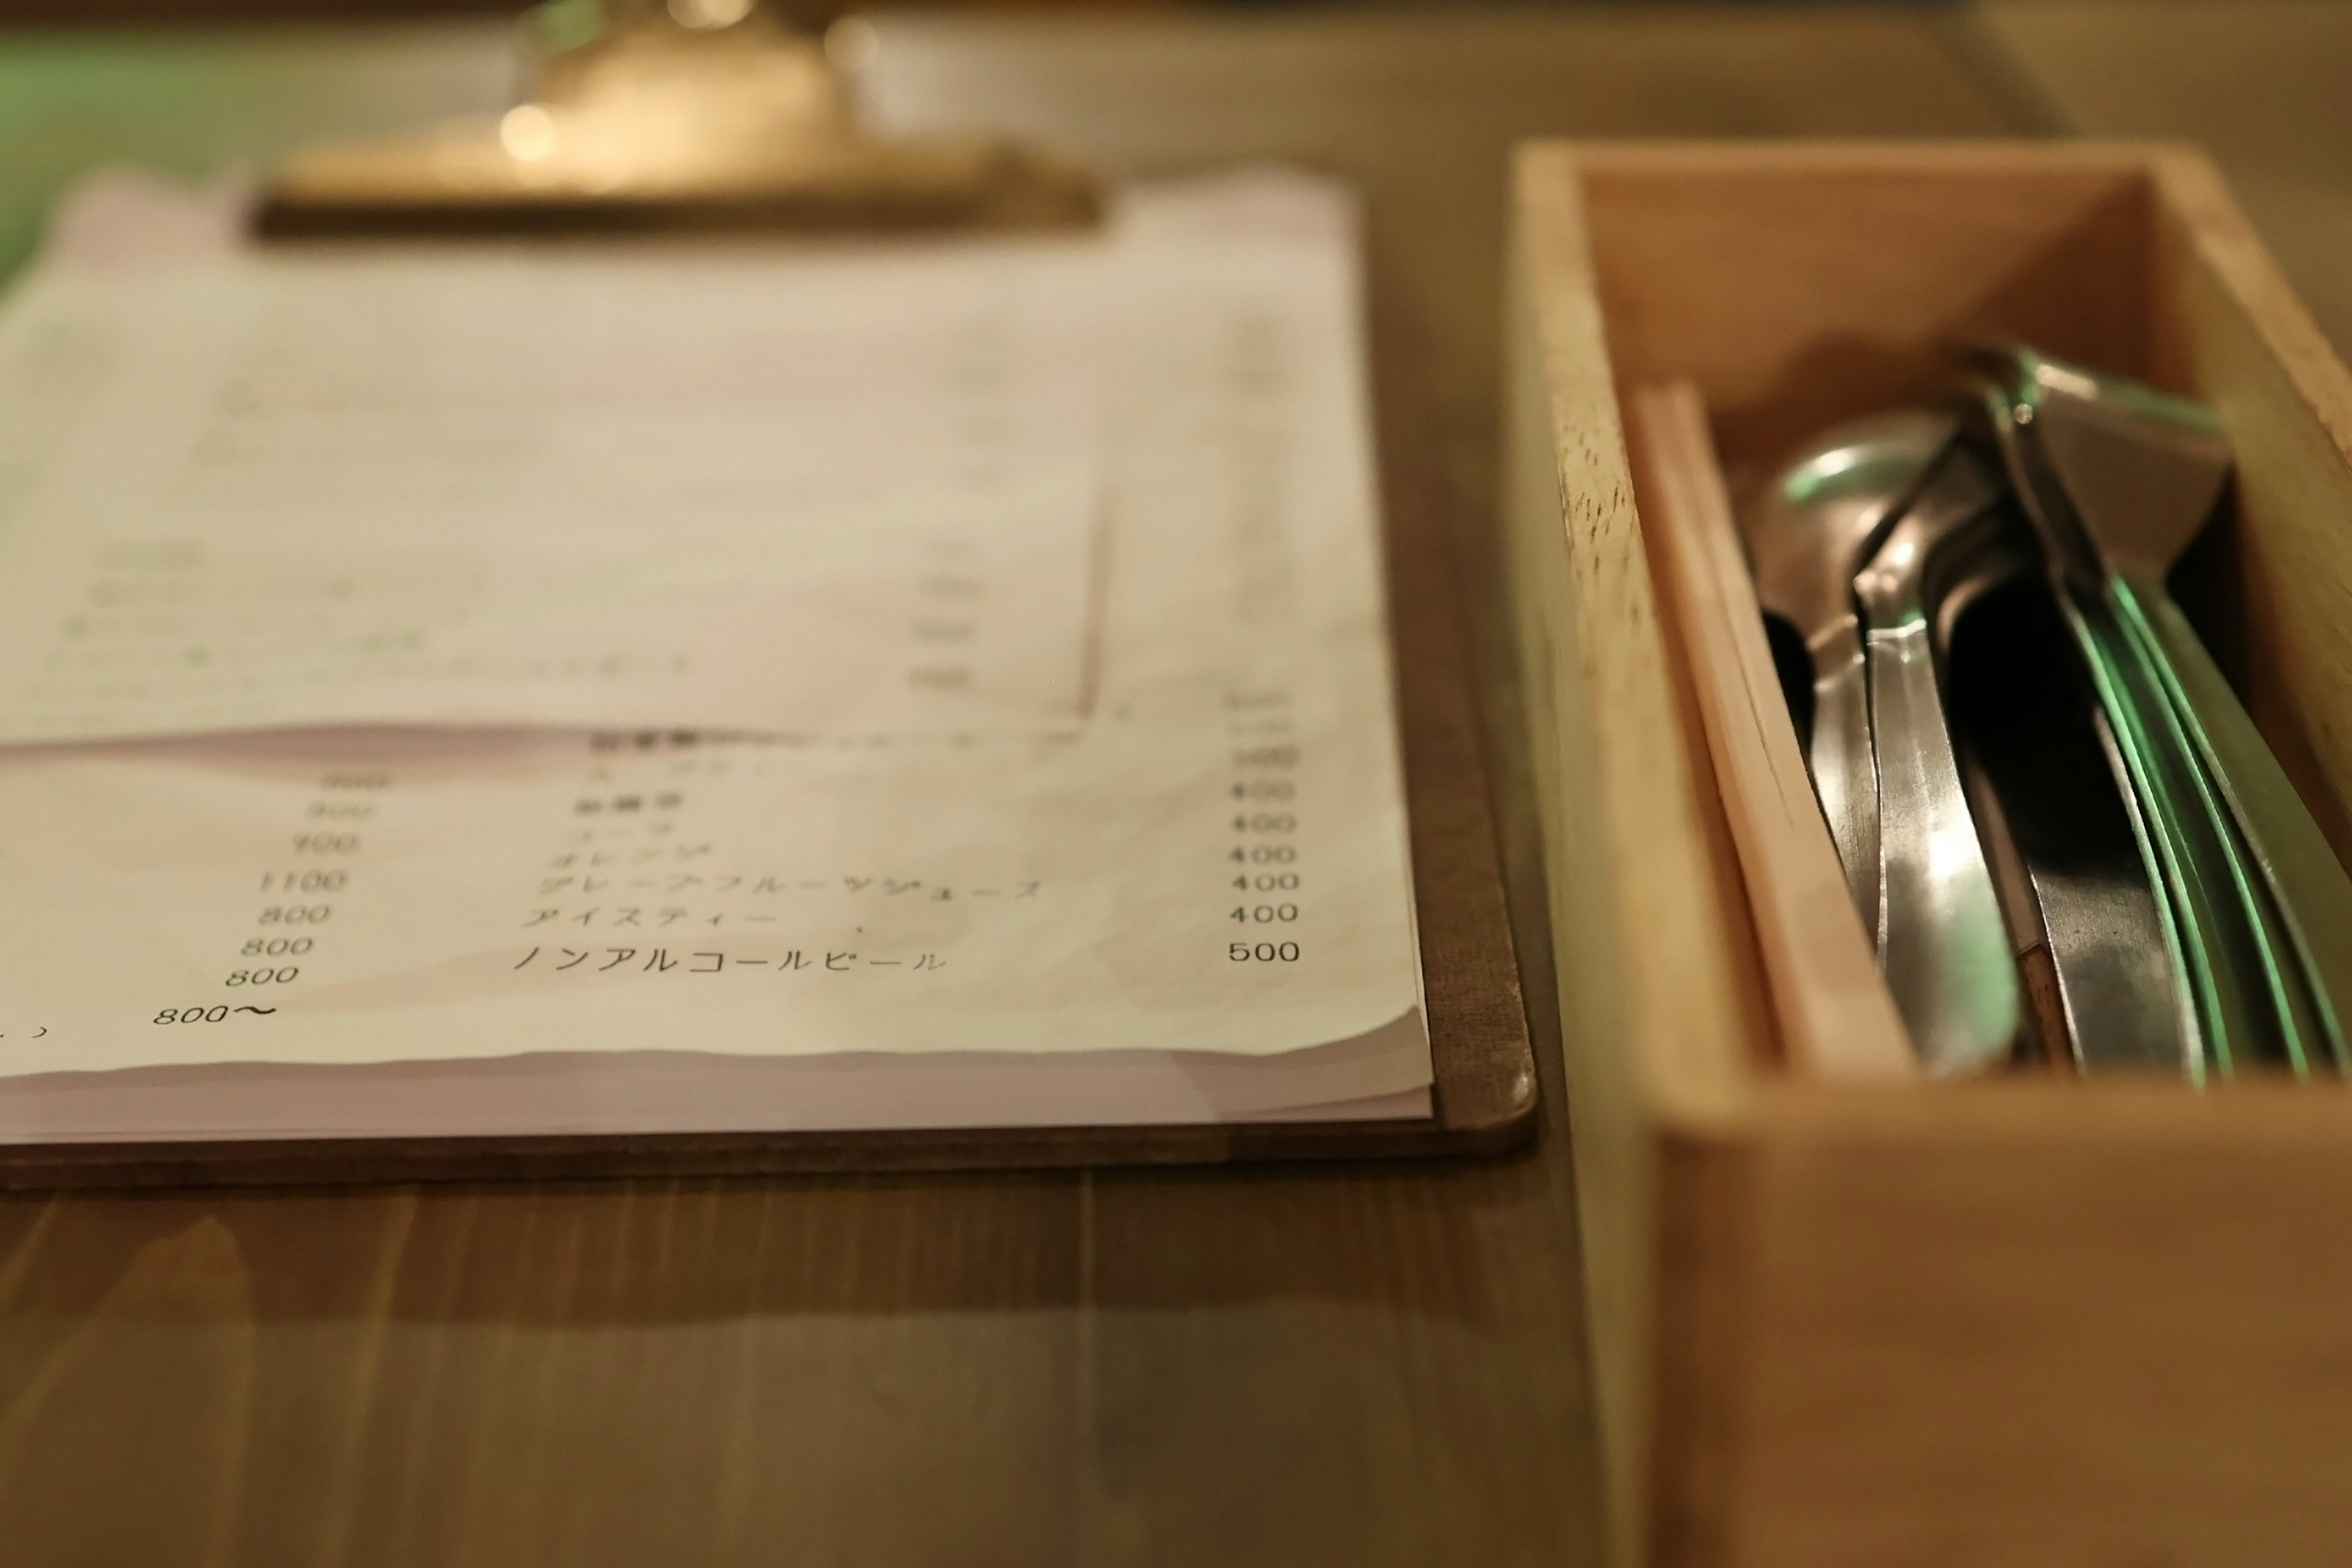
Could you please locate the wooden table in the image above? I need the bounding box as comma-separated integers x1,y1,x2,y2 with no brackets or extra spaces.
1982,0,2352,358
0,7,2339,1563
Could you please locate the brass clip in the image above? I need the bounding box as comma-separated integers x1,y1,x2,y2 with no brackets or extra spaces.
257,0,1101,237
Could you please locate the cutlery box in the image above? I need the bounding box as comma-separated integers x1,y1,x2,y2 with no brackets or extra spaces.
1504,141,2352,1568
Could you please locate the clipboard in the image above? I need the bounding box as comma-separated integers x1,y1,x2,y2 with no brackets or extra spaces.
0,18,1538,1185
0,287,1536,1188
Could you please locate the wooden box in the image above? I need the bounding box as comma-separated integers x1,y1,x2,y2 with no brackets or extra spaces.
1504,141,2352,1567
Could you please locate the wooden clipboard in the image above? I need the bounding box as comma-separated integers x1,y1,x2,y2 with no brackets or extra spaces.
0,253,1537,1188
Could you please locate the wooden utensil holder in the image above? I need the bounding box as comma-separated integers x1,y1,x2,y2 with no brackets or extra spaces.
1506,140,2352,1568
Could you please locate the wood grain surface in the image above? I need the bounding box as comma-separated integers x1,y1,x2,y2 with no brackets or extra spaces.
0,10,2043,1566
1983,0,2352,360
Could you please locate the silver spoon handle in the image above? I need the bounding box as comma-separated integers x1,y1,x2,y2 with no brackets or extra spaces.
2069,592,2279,1073
2128,578,2352,1067
1809,637,1879,940
1864,616,2021,1073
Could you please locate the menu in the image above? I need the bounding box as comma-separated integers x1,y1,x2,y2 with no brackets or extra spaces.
0,169,1429,1141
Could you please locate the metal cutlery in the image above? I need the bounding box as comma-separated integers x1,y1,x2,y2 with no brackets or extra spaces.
1744,412,1956,943
1937,533,2195,1073
1986,349,2352,1074
1851,444,2022,1075
1733,352,2352,1080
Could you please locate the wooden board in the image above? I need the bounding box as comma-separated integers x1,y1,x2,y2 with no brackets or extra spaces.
1509,140,2352,1568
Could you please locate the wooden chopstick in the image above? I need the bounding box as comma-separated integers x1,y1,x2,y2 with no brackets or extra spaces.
1629,381,1917,1080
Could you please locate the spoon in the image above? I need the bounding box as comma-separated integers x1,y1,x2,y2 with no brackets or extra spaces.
1745,412,1956,938
1978,371,2297,1076
2007,349,2352,1072
1938,531,2195,1073
1852,442,2022,1074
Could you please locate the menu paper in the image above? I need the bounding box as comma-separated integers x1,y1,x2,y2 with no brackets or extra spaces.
0,170,1430,1139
